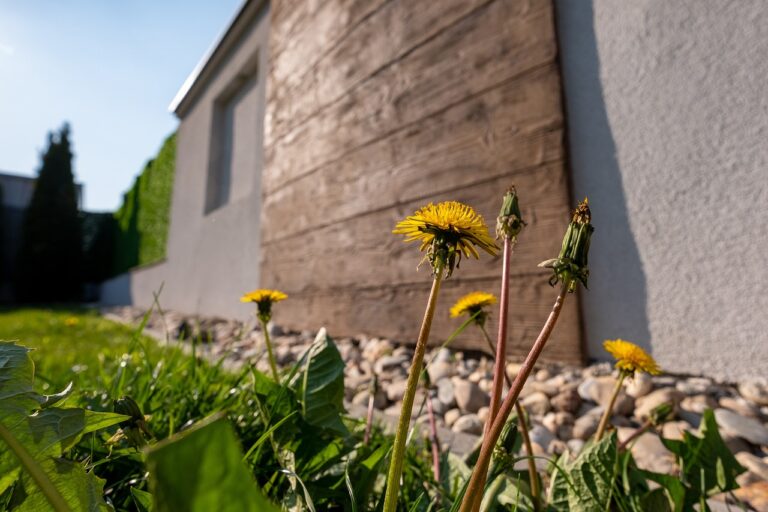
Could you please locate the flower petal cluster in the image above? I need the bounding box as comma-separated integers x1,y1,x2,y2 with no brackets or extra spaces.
393,201,498,277
603,339,661,376
450,291,497,319
241,288,287,323
240,289,288,304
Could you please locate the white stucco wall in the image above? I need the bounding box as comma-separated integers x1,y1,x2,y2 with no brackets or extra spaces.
556,0,768,380
102,5,270,321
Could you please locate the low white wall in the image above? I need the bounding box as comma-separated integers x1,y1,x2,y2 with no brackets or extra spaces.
100,261,169,311
556,0,768,380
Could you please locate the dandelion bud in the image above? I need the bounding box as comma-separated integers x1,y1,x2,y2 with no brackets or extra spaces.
114,396,143,425
113,396,151,448
649,402,674,426
539,198,594,292
496,187,525,241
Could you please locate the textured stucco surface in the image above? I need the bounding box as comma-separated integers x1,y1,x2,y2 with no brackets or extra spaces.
102,5,270,322
556,0,768,380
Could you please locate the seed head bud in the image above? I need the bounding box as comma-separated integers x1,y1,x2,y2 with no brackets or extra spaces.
113,396,152,448
649,402,674,426
492,417,521,470
539,197,594,292
496,187,526,241
114,396,143,425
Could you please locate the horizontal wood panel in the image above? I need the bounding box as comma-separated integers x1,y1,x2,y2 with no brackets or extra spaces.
262,0,579,361
271,276,583,365
264,0,558,191
269,0,509,141
261,67,563,242
268,0,388,91
261,162,573,291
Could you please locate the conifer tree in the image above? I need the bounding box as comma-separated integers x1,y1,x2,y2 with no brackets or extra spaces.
15,123,83,302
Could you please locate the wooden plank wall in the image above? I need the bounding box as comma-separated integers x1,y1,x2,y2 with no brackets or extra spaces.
260,0,583,364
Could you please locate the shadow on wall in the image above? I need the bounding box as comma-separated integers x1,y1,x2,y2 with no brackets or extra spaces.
554,0,650,356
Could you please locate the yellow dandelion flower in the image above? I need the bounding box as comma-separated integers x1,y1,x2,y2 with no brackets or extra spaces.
64,316,79,327
393,201,498,277
240,289,288,304
241,289,287,324
450,291,497,319
603,339,661,375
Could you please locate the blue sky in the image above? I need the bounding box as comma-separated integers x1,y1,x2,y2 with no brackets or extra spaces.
0,0,242,211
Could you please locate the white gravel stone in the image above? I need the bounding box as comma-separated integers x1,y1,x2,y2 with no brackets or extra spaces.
635,387,684,420
567,438,585,455
374,354,410,374
573,413,600,440
719,396,760,418
529,425,556,451
619,429,676,474
735,452,768,481
521,392,551,417
385,380,408,402
714,408,768,445
624,372,653,398
444,408,461,428
676,377,714,395
739,379,768,406
551,389,582,413
436,378,456,409
452,414,484,435
428,361,455,383
662,420,693,441
452,378,488,413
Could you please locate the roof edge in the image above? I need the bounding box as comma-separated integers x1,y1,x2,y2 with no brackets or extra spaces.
168,0,266,117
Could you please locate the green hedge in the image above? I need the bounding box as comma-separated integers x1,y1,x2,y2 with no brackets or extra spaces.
113,133,176,275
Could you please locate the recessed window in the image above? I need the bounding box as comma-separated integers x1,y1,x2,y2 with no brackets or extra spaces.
205,57,260,214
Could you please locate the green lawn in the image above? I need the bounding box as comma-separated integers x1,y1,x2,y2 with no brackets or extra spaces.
0,307,161,390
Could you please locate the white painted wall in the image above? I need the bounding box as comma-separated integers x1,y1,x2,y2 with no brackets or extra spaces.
556,0,768,380
102,5,270,322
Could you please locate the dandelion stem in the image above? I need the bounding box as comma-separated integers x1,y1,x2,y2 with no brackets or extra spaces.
479,324,540,512
618,418,652,451
487,237,512,425
383,263,444,512
595,371,627,441
259,318,279,380
460,281,570,512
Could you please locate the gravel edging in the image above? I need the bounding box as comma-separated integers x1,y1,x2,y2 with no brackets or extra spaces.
102,306,768,504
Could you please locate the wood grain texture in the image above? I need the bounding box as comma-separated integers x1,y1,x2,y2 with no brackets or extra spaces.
261,66,564,243
264,0,558,192
261,0,582,362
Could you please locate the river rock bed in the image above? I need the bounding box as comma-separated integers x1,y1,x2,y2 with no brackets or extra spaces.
103,306,768,501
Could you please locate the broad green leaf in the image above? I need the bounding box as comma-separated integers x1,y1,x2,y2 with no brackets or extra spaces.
12,457,111,512
146,414,279,512
566,433,618,512
251,369,297,420
546,452,571,511
131,487,154,512
661,409,745,497
36,382,74,409
640,488,672,512
643,471,686,512
0,343,39,414
351,445,388,508
291,329,347,436
0,343,122,510
618,448,654,512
